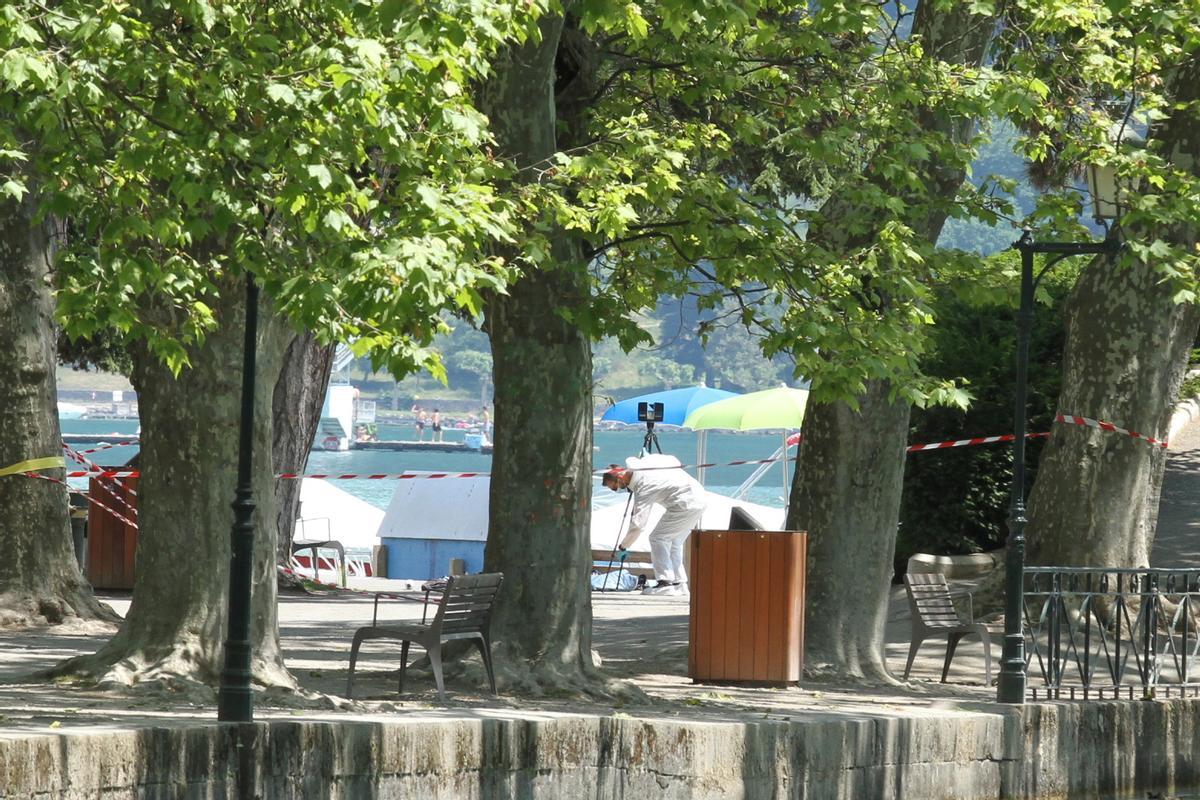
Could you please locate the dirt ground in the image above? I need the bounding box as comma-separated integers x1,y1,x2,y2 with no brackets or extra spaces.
0,581,993,735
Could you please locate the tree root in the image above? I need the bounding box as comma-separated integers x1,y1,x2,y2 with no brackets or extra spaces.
277,569,310,593
38,645,361,711
407,642,647,704
40,637,300,704
802,659,902,689
0,591,120,629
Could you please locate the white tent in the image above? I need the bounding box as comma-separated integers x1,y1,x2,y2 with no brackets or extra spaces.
376,476,491,542
294,478,385,551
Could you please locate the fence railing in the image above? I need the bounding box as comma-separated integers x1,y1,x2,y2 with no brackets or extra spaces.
1024,567,1200,699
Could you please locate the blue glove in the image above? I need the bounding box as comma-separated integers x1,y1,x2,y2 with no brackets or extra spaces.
617,548,629,562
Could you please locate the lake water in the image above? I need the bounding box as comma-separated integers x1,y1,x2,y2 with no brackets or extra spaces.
62,419,792,511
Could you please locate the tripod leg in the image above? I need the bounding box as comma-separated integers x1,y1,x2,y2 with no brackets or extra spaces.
602,491,634,591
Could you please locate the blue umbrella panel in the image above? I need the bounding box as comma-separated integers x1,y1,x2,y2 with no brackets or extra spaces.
599,387,739,427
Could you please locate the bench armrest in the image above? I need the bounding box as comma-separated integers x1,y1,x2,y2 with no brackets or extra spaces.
370,590,440,625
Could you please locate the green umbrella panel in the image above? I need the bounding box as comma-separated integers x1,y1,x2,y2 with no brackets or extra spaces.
681,386,809,431
683,386,809,513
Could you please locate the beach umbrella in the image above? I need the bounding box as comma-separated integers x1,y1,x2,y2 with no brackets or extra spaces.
600,386,739,426
683,386,810,505
681,386,809,431
600,386,739,483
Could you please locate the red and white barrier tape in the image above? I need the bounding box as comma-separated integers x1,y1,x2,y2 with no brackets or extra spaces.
24,473,139,529
1056,413,1168,448
68,440,139,456
906,432,1050,452
904,414,1166,452
62,444,99,470
48,413,1169,483
63,444,139,514
276,471,488,480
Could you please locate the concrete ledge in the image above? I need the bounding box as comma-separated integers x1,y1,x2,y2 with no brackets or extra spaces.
907,550,1003,579
1169,394,1200,444
4,699,1200,799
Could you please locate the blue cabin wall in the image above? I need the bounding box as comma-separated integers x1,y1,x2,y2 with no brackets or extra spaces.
381,537,486,579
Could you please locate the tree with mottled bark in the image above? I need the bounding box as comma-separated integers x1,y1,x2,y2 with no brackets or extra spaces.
471,2,888,691
1025,46,1200,569
771,1,996,682
476,12,607,693
0,193,115,627
52,285,296,691
3,1,528,693
272,333,334,570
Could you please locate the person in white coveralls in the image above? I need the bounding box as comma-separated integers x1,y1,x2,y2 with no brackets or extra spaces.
601,453,706,596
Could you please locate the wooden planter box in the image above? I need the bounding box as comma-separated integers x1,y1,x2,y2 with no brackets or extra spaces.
86,476,139,590
688,529,806,686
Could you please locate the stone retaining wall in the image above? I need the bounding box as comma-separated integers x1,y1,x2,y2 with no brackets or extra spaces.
1,701,1197,799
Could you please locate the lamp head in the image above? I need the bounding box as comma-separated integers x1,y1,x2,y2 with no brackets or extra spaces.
1087,121,1145,224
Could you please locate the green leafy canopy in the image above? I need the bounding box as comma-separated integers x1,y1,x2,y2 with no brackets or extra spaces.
0,0,546,376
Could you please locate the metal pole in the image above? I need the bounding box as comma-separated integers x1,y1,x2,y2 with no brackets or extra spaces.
602,491,635,591
997,229,1034,704
218,272,260,722
781,430,788,510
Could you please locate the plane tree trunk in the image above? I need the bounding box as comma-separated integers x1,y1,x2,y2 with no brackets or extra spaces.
786,0,994,683
787,381,910,681
49,275,296,695
272,332,334,568
478,14,606,694
484,260,598,693
1025,261,1200,568
1027,55,1200,569
0,194,114,627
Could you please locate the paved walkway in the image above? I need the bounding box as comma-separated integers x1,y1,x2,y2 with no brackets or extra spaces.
1152,416,1200,566
2,419,1199,735
0,585,994,736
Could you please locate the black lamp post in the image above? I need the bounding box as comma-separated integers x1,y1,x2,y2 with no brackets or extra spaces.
995,125,1139,704
218,272,260,722
995,230,1118,703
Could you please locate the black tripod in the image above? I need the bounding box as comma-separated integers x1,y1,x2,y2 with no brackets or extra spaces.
600,490,635,591
642,421,662,455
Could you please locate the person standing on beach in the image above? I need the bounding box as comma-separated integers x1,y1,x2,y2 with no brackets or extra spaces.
481,406,492,440
602,453,706,596
415,408,427,441
431,408,443,442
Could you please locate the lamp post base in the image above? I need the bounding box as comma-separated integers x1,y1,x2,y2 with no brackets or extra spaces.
996,644,1027,704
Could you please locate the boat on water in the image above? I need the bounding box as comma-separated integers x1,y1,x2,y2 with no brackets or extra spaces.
57,401,87,420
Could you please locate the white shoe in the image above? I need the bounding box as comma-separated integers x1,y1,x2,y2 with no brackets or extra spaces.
672,583,689,598
642,582,676,596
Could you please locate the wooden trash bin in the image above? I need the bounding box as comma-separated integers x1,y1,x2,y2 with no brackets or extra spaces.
86,476,139,590
688,529,806,685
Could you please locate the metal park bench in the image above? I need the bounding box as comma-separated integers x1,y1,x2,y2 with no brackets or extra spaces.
902,572,995,684
346,572,503,701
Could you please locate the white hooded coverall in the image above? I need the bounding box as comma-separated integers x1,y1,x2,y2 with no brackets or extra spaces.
617,454,706,585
